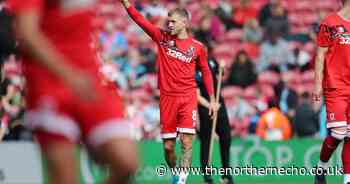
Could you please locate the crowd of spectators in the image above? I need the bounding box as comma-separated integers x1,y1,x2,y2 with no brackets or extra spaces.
0,0,338,141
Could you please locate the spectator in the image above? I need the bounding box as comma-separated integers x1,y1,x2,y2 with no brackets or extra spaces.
121,48,147,88
274,80,298,118
294,92,319,138
194,15,215,47
143,0,167,18
265,3,289,39
0,76,10,142
0,1,16,64
99,20,128,63
257,32,294,73
242,18,263,43
291,46,311,71
258,0,283,27
229,95,255,138
1,77,27,141
137,35,157,74
215,0,234,29
100,58,128,90
232,0,258,28
226,50,257,88
256,100,292,140
142,95,160,139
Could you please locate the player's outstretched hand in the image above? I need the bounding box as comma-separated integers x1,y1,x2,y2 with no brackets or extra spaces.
63,71,97,102
120,0,131,8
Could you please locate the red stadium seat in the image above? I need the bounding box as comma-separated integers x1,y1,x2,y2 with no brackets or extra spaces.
282,70,301,85
260,84,275,98
243,85,258,100
301,70,315,83
222,86,244,99
258,71,280,86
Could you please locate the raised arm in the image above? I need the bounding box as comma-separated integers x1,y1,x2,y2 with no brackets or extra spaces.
120,0,162,41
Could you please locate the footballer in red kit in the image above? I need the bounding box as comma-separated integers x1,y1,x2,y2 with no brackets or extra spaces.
125,6,214,138
314,0,350,183
121,0,217,183
8,0,138,183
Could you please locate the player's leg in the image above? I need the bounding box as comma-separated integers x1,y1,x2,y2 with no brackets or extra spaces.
159,95,179,183
343,134,350,184
342,97,350,184
159,95,178,167
215,101,234,184
77,92,138,184
35,131,78,184
178,133,193,184
177,94,197,184
25,95,82,184
198,106,214,183
84,122,138,184
163,138,177,168
94,137,138,184
316,89,347,184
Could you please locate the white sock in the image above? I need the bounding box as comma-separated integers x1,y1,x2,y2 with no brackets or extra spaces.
178,172,189,184
318,160,329,169
344,174,350,184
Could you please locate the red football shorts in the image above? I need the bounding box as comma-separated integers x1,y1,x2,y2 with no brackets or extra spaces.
159,93,198,139
25,76,131,149
324,88,350,129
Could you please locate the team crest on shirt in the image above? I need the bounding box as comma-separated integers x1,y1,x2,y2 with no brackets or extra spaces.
336,25,347,33
186,46,195,58
168,40,176,47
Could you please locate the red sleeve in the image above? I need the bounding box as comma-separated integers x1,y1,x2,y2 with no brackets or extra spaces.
7,0,43,14
198,46,214,96
127,6,162,42
317,21,333,47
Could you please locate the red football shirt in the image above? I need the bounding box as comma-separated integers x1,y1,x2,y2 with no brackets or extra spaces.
127,6,214,97
317,13,350,89
8,0,99,80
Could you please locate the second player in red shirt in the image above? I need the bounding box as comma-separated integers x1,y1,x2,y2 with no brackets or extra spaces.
314,1,350,183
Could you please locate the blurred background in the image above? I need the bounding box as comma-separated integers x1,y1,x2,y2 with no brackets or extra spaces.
0,0,344,184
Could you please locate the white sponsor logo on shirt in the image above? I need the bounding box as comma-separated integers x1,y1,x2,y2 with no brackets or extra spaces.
166,48,193,63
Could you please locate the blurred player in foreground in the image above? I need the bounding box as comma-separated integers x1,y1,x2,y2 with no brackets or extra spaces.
120,0,217,183
8,0,138,184
314,0,350,184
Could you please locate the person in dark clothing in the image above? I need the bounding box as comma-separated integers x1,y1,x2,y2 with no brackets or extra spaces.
0,2,16,63
226,50,257,88
274,80,298,118
294,92,319,137
264,3,289,39
258,0,283,26
196,48,234,184
194,14,215,47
